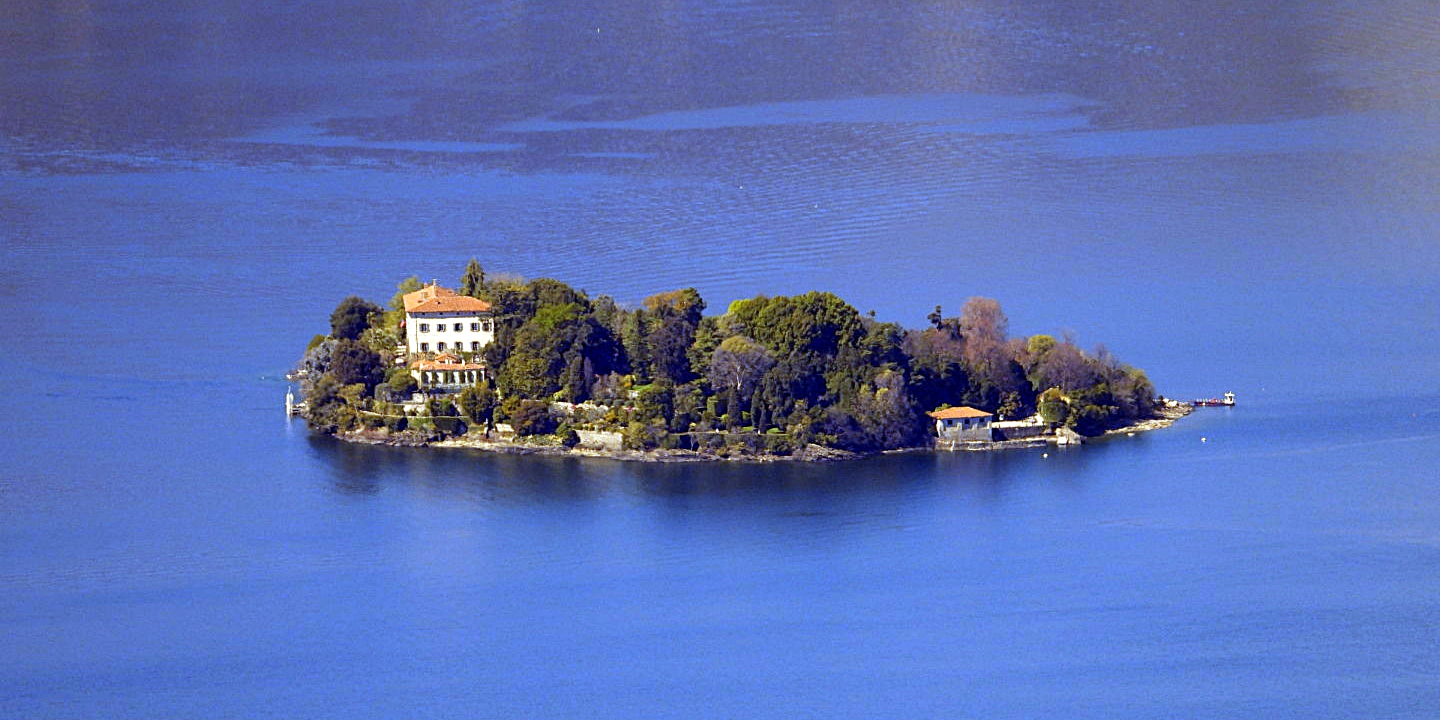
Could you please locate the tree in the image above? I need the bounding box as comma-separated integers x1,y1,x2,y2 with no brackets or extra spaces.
670,382,705,433
1026,334,1057,360
959,297,1008,351
1038,387,1069,425
687,315,724,380
846,368,923,450
559,427,581,448
633,383,675,427
708,336,775,398
592,294,619,330
507,399,557,436
736,292,864,360
1112,367,1157,419
388,276,423,311
456,382,497,428
1071,403,1112,437
1033,340,1097,392
644,288,705,326
958,297,1009,384
648,315,697,383
300,373,346,433
330,296,382,340
459,258,486,297
380,366,419,402
297,337,337,379
329,338,385,391
620,309,652,380
527,277,589,312
425,396,463,436
903,327,968,413
497,303,618,401
642,288,706,384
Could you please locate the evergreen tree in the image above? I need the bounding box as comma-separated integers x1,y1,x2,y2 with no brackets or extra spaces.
388,276,423,311
330,296,382,340
459,258,486,297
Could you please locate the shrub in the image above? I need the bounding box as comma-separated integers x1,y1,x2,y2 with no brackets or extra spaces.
559,427,581,449
623,420,668,451
763,433,797,455
510,399,557,437
1070,404,1112,436
380,368,419,402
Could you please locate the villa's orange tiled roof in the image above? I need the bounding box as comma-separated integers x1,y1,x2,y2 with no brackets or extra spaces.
927,406,992,420
401,283,456,312
401,284,492,314
408,295,493,314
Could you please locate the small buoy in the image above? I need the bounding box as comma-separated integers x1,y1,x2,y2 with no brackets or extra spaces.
1201,437,1207,443
1042,453,1049,458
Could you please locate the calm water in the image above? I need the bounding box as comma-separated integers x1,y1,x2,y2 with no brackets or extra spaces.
3,0,1439,717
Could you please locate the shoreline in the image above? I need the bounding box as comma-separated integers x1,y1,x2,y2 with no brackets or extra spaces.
1102,402,1193,436
330,404,1195,463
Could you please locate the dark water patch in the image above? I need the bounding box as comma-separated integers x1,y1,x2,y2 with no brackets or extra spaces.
4,1,1440,716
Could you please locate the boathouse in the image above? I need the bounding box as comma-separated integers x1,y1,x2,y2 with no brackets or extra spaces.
927,406,993,442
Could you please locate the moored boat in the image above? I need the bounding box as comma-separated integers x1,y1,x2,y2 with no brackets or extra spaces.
1192,392,1236,407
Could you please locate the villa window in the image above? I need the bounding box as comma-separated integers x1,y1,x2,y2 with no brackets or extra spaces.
471,341,480,351
436,324,445,332
482,320,492,332
453,322,463,332
470,322,480,332
420,342,429,352
438,342,447,351
419,323,429,333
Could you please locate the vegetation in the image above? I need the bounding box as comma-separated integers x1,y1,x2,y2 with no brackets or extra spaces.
329,296,381,341
296,266,1162,454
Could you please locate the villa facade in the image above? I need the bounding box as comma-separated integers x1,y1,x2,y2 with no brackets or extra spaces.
402,283,495,356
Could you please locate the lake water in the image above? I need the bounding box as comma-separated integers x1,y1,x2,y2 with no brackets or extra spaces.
3,0,1439,717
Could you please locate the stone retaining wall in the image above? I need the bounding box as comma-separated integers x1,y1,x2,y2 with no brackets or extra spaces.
576,430,623,452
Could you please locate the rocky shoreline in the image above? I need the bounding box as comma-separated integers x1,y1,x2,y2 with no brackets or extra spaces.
329,404,1193,463
1103,402,1194,435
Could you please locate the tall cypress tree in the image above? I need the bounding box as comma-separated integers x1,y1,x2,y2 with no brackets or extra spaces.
459,258,486,297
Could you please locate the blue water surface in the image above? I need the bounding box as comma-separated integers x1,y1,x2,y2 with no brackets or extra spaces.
3,0,1439,717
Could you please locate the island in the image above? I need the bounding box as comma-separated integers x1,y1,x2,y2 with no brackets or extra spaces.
292,260,1189,461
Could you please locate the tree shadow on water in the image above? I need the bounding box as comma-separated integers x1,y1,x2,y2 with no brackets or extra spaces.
305,435,627,503
304,433,1104,509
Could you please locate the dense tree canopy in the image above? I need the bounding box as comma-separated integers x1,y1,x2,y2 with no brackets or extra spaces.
298,267,1163,448
330,296,381,340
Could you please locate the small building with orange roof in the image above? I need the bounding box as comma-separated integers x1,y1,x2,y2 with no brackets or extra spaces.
402,282,495,356
927,405,993,442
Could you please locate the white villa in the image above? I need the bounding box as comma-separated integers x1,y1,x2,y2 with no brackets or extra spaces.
402,283,495,356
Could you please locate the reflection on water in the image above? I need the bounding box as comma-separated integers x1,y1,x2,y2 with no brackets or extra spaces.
306,428,1107,507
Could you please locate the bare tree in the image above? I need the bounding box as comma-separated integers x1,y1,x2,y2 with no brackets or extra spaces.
708,336,775,398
